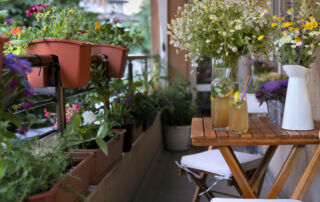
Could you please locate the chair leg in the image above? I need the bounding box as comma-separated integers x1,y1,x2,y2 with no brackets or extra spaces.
190,173,214,201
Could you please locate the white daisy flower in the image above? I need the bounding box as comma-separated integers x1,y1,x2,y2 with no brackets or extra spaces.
235,25,242,30
206,39,211,43
232,47,238,52
296,42,302,46
230,29,235,33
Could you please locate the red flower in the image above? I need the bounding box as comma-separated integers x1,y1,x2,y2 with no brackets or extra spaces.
10,27,21,36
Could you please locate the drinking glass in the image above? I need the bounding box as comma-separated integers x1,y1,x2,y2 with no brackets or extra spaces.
228,96,249,134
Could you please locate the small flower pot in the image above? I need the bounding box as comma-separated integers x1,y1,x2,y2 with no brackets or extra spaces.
74,129,125,185
27,152,93,202
91,44,129,78
27,39,92,88
0,34,9,79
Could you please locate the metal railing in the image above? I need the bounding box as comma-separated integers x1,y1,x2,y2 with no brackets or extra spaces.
12,54,109,139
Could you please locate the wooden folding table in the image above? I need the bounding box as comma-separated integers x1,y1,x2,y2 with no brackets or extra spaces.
191,116,320,200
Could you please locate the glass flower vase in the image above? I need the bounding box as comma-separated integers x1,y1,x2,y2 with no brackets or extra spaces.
266,100,284,124
211,67,233,130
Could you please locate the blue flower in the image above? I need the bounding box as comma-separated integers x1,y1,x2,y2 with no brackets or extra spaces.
23,80,34,98
3,54,33,76
263,80,281,92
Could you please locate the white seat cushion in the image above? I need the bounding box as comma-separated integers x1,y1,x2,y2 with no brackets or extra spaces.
211,199,302,202
181,149,262,178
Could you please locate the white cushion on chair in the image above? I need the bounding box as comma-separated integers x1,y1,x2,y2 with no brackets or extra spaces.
211,199,302,202
181,149,262,178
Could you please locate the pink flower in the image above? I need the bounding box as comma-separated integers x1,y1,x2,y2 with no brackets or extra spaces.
52,121,57,127
36,4,43,12
66,115,71,123
26,9,32,17
44,108,49,118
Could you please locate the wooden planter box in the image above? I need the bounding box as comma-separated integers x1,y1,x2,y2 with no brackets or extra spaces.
74,129,125,185
0,34,9,79
27,39,92,88
27,152,93,202
91,44,129,78
132,122,143,143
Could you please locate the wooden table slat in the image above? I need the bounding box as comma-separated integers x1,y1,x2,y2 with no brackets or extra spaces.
203,117,217,139
191,118,205,139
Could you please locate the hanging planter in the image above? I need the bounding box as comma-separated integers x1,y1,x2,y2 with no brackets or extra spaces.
27,39,92,88
27,152,93,202
0,34,9,79
74,129,125,185
27,67,56,88
92,44,129,78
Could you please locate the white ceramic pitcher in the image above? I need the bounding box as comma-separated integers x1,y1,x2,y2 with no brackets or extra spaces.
282,65,314,130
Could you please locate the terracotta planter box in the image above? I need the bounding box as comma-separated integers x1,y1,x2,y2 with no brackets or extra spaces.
91,44,129,78
0,34,9,79
74,129,125,185
27,39,92,88
27,67,56,88
27,152,93,202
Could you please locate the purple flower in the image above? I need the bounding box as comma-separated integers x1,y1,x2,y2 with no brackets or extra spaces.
114,98,120,103
44,3,50,9
7,79,18,89
129,105,134,110
255,91,264,100
16,125,28,135
263,80,281,92
3,54,33,76
23,80,34,99
279,80,288,88
21,102,32,109
124,100,129,105
5,18,12,26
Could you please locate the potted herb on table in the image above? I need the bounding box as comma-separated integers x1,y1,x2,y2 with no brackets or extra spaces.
160,76,197,151
255,79,288,124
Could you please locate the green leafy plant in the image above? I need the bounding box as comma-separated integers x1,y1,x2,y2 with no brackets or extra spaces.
159,75,197,126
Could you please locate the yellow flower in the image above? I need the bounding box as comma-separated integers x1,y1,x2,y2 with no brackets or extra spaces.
282,22,293,27
289,27,294,31
284,35,289,39
200,21,203,25
311,21,318,28
278,17,285,21
305,22,313,30
46,11,50,15
283,30,287,35
94,21,101,30
295,37,302,42
318,42,320,46
257,35,264,41
69,9,75,14
287,9,292,14
273,15,278,19
226,52,229,56
271,23,278,27
43,26,47,31
309,16,315,21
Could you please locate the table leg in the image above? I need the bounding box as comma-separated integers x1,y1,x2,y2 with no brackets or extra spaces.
219,146,256,198
291,144,320,200
249,145,278,196
266,145,304,199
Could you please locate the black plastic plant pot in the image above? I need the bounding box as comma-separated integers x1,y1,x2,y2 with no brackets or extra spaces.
114,120,134,152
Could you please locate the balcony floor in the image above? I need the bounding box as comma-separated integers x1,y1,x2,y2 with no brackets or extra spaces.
133,147,240,202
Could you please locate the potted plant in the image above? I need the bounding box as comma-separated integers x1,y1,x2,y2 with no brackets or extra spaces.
160,75,197,151
273,3,320,130
255,79,288,124
88,19,143,78
23,4,92,88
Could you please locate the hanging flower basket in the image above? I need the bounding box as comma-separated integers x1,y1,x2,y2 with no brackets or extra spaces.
27,152,93,202
74,129,125,185
92,44,129,78
0,34,9,79
27,39,92,88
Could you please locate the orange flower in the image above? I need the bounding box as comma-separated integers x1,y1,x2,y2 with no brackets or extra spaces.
10,26,21,36
152,88,157,93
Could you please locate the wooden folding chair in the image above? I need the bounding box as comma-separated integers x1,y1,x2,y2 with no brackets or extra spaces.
177,146,263,202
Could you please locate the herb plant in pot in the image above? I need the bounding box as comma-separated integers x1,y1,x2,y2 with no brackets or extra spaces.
160,76,197,151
